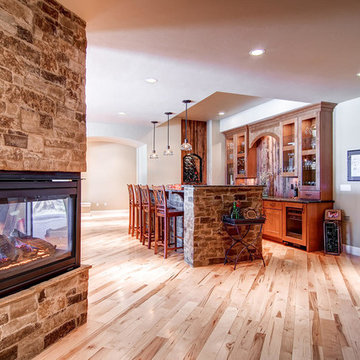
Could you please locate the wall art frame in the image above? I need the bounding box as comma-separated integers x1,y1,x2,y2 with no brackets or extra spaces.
347,149,360,181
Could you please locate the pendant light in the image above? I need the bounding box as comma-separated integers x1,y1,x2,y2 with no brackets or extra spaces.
180,99,192,151
163,112,174,156
149,121,159,159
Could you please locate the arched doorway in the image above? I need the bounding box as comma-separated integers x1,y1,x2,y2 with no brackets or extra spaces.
251,135,280,197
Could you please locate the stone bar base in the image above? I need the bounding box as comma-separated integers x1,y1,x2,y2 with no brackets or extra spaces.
0,265,91,360
184,186,264,267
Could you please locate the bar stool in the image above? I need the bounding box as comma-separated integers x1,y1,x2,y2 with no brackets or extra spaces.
152,185,184,259
140,185,155,249
127,184,135,235
133,185,143,241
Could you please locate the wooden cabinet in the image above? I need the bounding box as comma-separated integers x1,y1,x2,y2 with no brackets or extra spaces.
225,126,256,184
225,102,335,198
263,199,333,252
298,107,333,200
263,201,282,241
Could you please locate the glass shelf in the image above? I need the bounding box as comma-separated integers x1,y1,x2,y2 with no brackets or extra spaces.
236,133,246,177
301,118,317,151
282,122,296,177
302,155,317,186
226,137,234,184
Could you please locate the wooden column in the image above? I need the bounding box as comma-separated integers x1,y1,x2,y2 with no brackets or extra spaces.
181,119,207,185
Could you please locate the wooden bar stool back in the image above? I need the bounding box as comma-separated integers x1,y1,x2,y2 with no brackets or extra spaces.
140,185,155,248
127,184,135,236
152,185,184,259
133,185,143,242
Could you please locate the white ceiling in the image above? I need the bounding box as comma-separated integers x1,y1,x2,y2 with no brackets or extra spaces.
59,0,360,129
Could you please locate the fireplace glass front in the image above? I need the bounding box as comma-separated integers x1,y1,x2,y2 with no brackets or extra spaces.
0,172,80,297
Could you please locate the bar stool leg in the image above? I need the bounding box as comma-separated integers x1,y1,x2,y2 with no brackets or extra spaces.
148,212,153,249
139,207,143,243
154,215,159,254
174,218,177,251
128,203,131,235
131,205,135,237
164,217,168,259
135,207,139,239
142,211,146,246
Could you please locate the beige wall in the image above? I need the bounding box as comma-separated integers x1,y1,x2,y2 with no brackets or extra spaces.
82,141,136,210
140,119,182,185
207,120,226,185
333,97,360,250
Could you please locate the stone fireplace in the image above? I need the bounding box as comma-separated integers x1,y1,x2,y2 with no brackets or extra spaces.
0,0,88,358
0,171,81,298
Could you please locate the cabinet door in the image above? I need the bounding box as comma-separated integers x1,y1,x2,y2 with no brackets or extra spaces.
263,208,282,240
282,202,307,246
235,132,246,178
280,118,297,177
225,136,234,184
298,112,320,193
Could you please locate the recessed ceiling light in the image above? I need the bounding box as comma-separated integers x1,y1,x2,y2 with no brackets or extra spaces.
117,112,126,116
218,111,225,116
357,72,360,77
145,78,158,84
249,49,265,56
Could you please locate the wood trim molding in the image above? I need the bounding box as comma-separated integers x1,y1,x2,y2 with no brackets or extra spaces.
223,102,337,137
343,244,360,256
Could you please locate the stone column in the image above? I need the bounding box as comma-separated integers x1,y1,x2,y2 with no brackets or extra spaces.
184,186,264,267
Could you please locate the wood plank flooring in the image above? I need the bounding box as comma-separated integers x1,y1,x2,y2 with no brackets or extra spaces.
34,210,360,360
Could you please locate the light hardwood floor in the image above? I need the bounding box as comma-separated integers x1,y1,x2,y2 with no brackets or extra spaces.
35,210,360,360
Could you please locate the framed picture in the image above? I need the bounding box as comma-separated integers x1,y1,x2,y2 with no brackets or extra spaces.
348,149,360,181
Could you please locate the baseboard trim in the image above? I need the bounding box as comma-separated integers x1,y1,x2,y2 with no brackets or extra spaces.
342,244,360,256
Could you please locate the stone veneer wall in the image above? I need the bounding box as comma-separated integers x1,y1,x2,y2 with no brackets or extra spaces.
184,186,264,267
0,0,86,172
0,265,91,360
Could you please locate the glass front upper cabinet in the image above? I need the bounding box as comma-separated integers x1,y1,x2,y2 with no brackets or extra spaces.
300,115,318,188
280,119,297,176
236,132,246,177
226,136,234,184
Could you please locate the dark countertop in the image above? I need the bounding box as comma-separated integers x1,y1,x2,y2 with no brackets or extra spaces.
263,196,334,204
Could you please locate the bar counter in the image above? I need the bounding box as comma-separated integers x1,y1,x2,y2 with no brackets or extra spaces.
182,185,264,267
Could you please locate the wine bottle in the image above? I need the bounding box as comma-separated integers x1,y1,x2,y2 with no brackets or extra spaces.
230,201,237,219
294,182,298,198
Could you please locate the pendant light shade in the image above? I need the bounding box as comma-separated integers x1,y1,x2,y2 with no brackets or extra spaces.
149,121,159,159
180,100,192,151
163,112,174,156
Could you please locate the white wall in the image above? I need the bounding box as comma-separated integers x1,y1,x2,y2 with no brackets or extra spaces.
333,97,360,249
139,119,182,185
82,141,136,210
220,99,309,132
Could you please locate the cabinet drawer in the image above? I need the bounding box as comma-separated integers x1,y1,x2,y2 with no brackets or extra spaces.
299,190,320,200
263,200,282,210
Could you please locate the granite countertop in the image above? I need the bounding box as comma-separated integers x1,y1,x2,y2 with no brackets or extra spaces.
263,196,334,204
